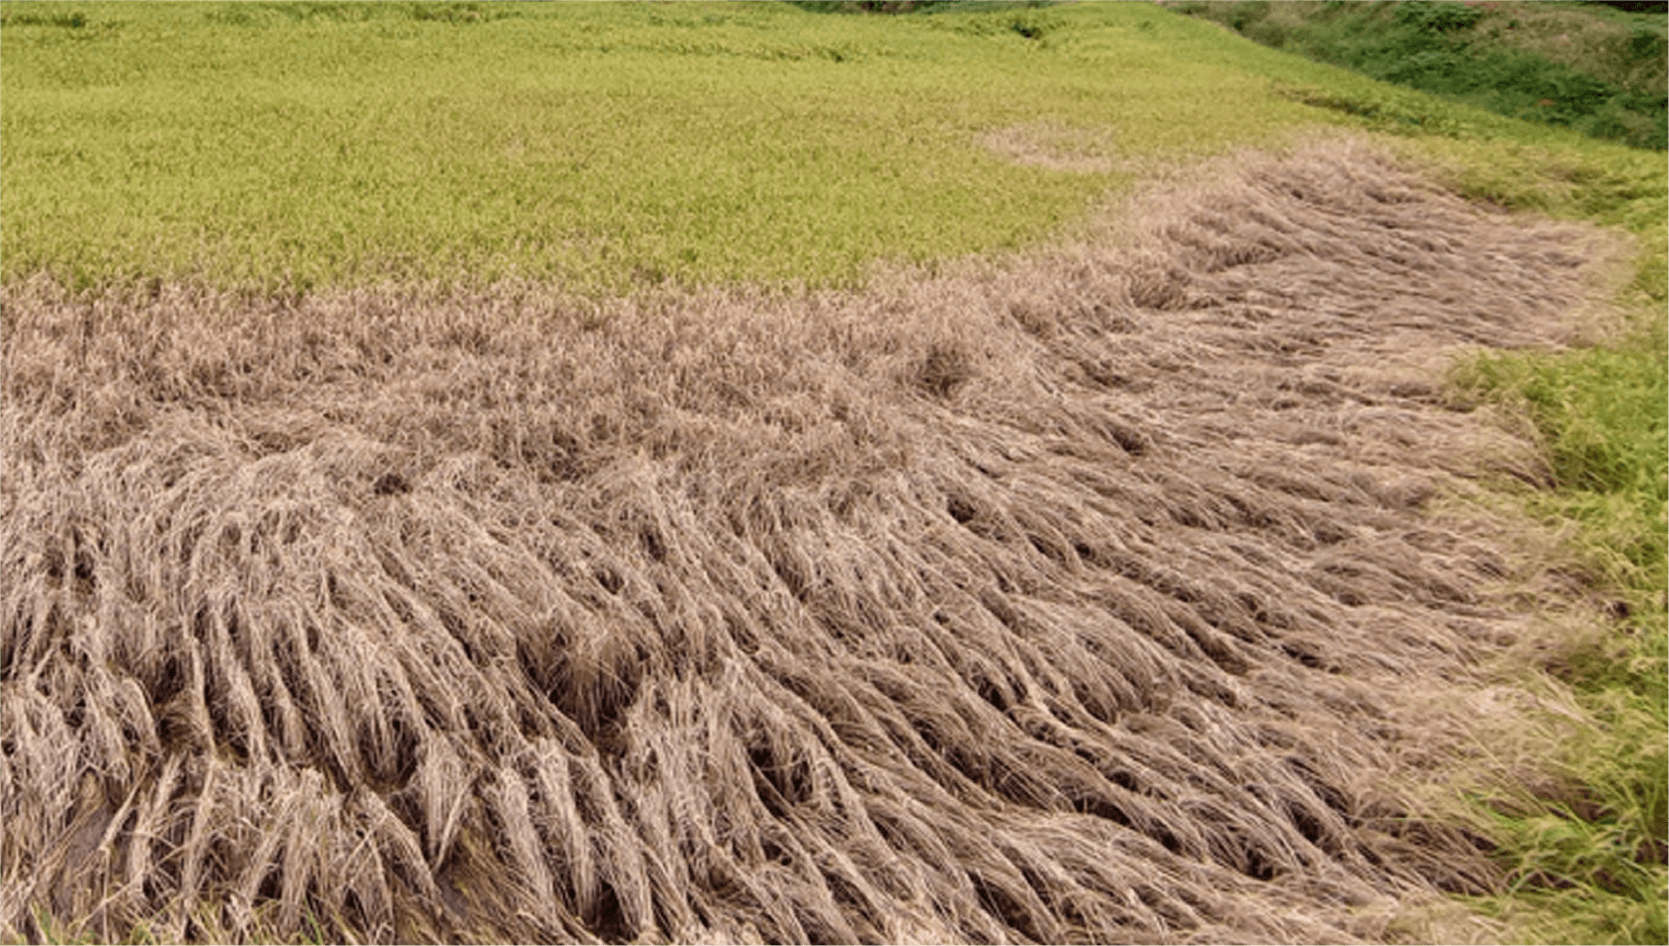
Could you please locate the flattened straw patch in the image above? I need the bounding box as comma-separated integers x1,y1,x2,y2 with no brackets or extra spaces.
976,122,1119,174
1,139,1630,943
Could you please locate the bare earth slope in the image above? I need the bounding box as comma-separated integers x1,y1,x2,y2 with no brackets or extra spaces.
0,141,1627,943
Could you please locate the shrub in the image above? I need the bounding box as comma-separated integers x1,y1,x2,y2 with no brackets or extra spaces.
1395,1,1487,34
1229,0,1271,33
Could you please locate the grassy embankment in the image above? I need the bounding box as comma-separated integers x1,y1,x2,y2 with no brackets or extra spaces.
1167,0,1667,151
2,1,1664,943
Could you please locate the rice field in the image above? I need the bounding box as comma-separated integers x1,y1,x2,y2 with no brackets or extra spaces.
0,0,1307,292
2,2,1663,944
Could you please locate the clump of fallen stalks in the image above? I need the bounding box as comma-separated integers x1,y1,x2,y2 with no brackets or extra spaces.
0,139,1626,943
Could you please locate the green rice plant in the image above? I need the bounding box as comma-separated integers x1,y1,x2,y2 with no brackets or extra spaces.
0,0,1336,294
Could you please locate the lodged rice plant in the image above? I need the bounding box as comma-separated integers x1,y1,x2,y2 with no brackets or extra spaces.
0,140,1636,943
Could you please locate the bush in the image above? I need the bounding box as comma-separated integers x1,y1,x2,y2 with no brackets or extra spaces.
1228,0,1271,32
1395,1,1486,34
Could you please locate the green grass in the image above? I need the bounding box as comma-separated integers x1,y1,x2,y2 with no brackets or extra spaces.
1168,0,1667,150
0,0,1348,294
